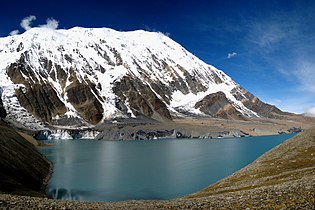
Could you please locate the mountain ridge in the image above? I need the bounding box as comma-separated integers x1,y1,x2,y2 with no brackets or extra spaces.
0,27,289,129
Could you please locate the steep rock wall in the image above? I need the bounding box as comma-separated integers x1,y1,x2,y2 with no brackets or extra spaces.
0,121,52,196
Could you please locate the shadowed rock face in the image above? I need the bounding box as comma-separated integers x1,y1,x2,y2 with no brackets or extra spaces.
195,92,244,119
0,121,52,196
6,52,104,125
195,88,290,120
113,76,172,121
6,54,67,123
14,83,67,122
65,75,104,125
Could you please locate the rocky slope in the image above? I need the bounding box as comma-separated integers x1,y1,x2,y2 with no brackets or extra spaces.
0,121,52,197
0,96,52,196
0,27,289,129
1,128,314,209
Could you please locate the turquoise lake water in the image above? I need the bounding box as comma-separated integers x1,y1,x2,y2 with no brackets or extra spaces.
40,134,294,202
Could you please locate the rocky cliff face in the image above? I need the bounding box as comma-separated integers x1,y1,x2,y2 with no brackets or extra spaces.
0,90,51,196
195,92,243,119
7,58,67,123
112,76,172,121
0,121,52,196
231,86,287,118
0,27,289,128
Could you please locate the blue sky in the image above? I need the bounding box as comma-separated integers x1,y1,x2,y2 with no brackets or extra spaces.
1,0,314,115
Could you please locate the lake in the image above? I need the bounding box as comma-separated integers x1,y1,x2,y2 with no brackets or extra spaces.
40,134,294,202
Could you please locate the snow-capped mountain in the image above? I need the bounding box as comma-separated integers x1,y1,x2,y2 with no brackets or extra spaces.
0,27,285,128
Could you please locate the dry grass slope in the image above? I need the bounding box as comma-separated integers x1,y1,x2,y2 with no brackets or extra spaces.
185,127,315,208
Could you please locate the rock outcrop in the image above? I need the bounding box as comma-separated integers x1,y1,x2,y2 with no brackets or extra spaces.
7,58,67,123
113,76,172,121
195,91,244,119
95,128,192,140
231,87,289,118
65,75,104,124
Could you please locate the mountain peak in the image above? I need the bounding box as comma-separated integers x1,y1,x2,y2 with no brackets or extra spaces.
0,26,287,129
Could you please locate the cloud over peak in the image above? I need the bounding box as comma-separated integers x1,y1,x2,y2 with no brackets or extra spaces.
9,30,19,36
20,15,36,31
40,18,59,29
9,15,59,36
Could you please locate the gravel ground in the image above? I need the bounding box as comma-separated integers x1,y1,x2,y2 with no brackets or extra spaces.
1,177,314,210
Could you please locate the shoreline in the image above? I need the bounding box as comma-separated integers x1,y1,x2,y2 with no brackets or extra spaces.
43,131,295,142
1,127,314,209
34,115,311,141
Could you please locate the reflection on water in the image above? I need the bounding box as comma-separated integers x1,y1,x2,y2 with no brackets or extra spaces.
48,188,81,200
40,134,294,202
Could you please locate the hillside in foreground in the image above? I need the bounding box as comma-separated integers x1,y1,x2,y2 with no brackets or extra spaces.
0,120,51,197
184,126,315,209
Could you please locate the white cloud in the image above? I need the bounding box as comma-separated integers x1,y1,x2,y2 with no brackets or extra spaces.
285,59,315,94
9,30,19,36
20,15,36,31
18,16,59,32
274,59,315,114
39,18,59,29
250,23,287,49
304,106,315,117
247,14,315,98
227,52,237,59
246,13,305,53
295,60,315,93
